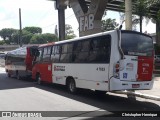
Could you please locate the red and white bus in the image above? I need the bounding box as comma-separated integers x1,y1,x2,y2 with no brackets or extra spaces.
32,30,154,94
5,46,38,79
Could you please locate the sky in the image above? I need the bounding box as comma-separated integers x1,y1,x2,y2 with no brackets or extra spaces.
0,0,156,37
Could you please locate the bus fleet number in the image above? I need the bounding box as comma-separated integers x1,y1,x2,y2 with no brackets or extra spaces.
96,67,105,71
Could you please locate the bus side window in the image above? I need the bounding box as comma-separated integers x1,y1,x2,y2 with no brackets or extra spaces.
88,39,98,62
30,47,39,57
60,43,73,63
43,46,51,61
77,40,90,63
73,41,82,62
51,46,55,60
88,35,111,63
36,48,43,62
68,43,73,63
98,36,111,63
52,46,60,63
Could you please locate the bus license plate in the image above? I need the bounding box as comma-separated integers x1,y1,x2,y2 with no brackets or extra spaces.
132,84,140,88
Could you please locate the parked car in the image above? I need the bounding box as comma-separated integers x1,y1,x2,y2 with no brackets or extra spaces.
155,55,160,63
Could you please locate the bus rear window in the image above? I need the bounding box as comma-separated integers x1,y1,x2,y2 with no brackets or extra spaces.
121,32,153,57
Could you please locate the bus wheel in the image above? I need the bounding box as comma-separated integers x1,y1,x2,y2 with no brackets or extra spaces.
67,79,77,94
7,73,11,78
16,71,21,80
36,74,41,85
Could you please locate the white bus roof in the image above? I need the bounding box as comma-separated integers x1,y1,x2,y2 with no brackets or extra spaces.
55,30,117,45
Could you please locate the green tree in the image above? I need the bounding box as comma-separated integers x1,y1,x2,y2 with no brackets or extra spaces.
42,33,58,43
22,30,33,44
0,30,7,41
30,33,58,44
65,24,76,39
23,27,42,34
149,1,160,45
12,30,19,44
30,34,45,44
120,0,154,32
0,40,5,45
102,18,119,31
133,0,151,33
11,30,33,44
0,28,17,44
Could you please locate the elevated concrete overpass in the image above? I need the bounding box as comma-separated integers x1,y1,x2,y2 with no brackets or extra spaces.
53,0,159,17
51,0,160,45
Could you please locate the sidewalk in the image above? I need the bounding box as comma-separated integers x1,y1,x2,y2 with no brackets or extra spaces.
135,76,160,100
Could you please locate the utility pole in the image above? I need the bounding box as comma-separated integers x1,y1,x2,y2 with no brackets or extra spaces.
125,0,132,30
125,0,136,100
19,8,22,47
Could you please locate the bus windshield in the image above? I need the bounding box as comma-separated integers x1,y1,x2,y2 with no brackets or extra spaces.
121,31,153,57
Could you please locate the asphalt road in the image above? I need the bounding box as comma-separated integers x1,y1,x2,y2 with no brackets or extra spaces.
0,67,160,120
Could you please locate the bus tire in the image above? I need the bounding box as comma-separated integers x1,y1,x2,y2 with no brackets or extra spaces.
67,78,77,94
16,71,21,80
7,72,11,78
36,74,42,85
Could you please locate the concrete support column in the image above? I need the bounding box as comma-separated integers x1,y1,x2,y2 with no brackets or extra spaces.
55,0,67,41
58,8,65,41
70,0,108,37
125,0,132,30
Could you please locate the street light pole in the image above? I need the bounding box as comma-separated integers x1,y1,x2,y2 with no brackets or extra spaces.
19,8,22,47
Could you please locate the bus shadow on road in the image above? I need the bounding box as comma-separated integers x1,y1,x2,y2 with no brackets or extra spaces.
35,83,160,118
0,73,35,90
35,82,160,110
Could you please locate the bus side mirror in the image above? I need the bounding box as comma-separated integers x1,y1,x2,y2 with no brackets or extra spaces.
36,51,40,57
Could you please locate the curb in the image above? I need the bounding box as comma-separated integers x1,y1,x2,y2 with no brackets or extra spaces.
111,91,160,101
